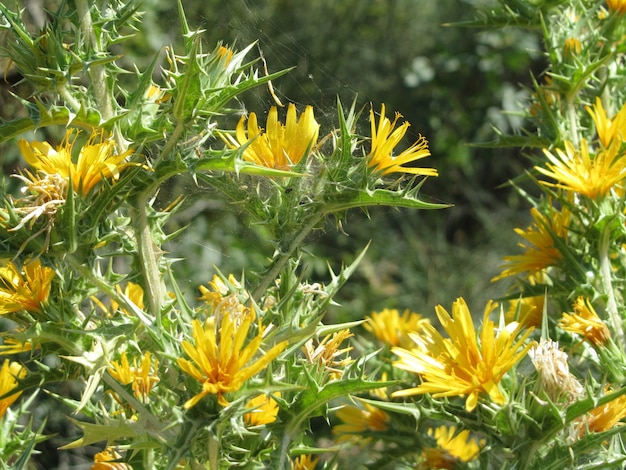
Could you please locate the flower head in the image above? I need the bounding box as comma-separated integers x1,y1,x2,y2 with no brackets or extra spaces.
177,308,288,408
365,308,429,348
559,297,611,347
303,329,353,380
367,104,437,177
18,129,134,196
10,170,67,231
291,455,320,470
537,139,626,199
392,298,534,412
222,104,319,170
492,206,570,281
108,351,159,403
607,0,626,15
576,388,626,436
92,447,131,470
243,392,281,426
417,425,483,470
333,400,390,443
111,282,145,316
0,359,26,419
0,259,55,315
586,97,626,149
506,295,545,329
529,339,583,404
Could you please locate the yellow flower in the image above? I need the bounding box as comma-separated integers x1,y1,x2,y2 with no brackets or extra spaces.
333,400,390,443
492,206,569,281
367,104,437,177
577,388,626,436
18,129,134,196
417,425,483,470
0,359,26,419
10,170,67,231
108,351,159,402
528,339,583,404
92,447,131,470
0,337,34,355
177,310,288,408
586,97,626,149
537,139,626,199
0,259,55,315
198,274,243,310
243,392,281,426
559,297,611,347
364,308,429,347
221,104,319,170
392,298,534,412
303,329,353,380
506,295,545,329
607,0,626,15
563,37,581,59
110,282,145,316
291,454,320,470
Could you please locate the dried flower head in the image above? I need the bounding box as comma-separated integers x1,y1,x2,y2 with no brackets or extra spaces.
303,329,354,380
529,338,583,404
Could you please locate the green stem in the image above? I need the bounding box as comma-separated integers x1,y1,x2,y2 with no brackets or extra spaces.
599,227,624,347
134,190,166,321
208,433,219,469
251,212,324,302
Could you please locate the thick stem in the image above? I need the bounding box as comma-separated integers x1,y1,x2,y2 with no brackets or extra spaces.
134,191,166,321
599,227,624,347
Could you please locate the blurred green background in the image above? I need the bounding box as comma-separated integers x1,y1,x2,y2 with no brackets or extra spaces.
0,1,541,467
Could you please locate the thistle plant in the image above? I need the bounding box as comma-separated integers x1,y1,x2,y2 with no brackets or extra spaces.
0,1,444,468
4,0,626,469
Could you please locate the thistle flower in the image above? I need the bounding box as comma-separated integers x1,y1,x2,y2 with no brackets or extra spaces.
492,206,570,281
0,359,26,419
559,297,611,347
10,170,66,231
0,259,55,315
576,388,626,436
333,401,390,443
291,455,320,470
243,392,281,426
198,274,243,311
506,295,545,329
529,339,583,404
110,282,145,316
18,129,134,196
303,329,354,380
177,310,288,408
563,37,581,59
221,103,319,170
607,0,626,15
364,308,429,348
108,351,159,402
417,425,483,470
392,298,534,412
586,97,626,149
367,104,437,177
92,447,131,470
537,139,626,199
